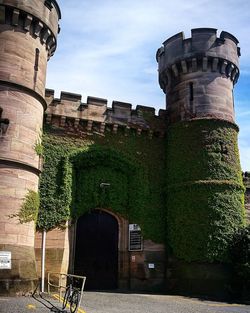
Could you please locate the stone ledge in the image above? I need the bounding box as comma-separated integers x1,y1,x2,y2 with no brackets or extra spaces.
0,157,41,175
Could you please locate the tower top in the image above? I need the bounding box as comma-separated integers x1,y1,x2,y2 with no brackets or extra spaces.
0,0,61,58
157,28,240,67
156,29,241,123
156,28,240,92
1,0,61,38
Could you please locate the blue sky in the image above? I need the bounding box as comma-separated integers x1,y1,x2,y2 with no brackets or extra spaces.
46,0,250,171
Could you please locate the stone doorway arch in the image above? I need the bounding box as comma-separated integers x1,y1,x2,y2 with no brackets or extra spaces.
73,209,129,290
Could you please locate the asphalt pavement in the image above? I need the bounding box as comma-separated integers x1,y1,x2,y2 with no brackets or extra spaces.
0,292,250,313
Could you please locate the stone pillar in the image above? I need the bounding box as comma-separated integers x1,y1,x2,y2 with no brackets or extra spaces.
0,0,61,294
157,28,245,297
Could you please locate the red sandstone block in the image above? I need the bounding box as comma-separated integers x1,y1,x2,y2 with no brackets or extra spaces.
0,233,18,245
0,187,16,197
18,234,34,246
4,222,31,236
0,175,27,188
0,140,11,152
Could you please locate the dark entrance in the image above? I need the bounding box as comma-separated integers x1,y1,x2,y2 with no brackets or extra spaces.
74,210,119,290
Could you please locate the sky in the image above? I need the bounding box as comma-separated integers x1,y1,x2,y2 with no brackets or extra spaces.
46,0,250,171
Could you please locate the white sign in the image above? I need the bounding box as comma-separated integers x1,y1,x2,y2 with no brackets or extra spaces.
129,224,141,231
129,224,143,251
148,263,155,269
0,251,11,269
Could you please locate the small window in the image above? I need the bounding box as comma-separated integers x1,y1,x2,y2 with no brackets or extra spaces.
34,48,40,71
189,82,194,101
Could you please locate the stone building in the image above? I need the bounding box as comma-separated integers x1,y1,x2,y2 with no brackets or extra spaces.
0,0,249,296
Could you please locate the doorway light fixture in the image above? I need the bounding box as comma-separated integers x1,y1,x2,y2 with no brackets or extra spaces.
100,182,110,188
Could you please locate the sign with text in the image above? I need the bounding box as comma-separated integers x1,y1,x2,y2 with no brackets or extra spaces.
0,251,11,269
129,224,143,251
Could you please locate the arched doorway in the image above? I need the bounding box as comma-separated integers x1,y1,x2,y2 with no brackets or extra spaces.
74,209,119,290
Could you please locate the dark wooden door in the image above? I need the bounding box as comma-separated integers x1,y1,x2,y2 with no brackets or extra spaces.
74,210,118,290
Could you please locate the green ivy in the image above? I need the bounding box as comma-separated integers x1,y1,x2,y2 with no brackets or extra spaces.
166,119,245,262
37,128,166,243
37,133,93,230
230,225,250,299
10,190,39,224
34,141,44,156
34,131,44,156
70,146,149,223
37,118,246,263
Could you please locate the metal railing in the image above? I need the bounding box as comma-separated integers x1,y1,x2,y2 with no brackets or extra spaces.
48,272,86,311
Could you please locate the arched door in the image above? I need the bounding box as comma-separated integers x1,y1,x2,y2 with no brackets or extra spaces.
74,210,118,290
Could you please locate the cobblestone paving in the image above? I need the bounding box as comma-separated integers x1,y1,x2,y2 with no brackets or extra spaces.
0,292,250,313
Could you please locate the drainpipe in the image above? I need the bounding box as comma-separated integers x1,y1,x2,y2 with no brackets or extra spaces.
41,229,46,292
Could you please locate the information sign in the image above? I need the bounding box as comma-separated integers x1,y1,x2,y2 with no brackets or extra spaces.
129,224,143,251
0,251,11,269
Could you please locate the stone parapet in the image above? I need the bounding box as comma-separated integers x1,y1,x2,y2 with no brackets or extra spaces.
157,28,240,92
0,2,59,60
45,90,167,138
0,0,60,48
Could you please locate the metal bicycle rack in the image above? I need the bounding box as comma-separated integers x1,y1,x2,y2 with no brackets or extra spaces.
48,272,86,311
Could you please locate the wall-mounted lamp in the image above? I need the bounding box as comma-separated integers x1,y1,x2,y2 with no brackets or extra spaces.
100,182,110,189
0,107,10,136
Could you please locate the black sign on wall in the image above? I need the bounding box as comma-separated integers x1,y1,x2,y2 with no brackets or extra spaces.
129,224,143,251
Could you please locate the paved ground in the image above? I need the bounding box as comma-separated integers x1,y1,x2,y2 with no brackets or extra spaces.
0,292,250,313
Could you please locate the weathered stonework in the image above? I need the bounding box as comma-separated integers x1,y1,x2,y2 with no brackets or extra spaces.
45,90,167,138
0,0,60,294
157,28,240,123
35,227,70,279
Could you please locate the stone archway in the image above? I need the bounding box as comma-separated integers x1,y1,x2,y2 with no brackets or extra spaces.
69,147,148,290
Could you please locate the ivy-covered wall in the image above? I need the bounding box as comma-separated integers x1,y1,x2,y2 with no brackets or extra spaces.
166,119,245,262
38,117,246,264
38,127,166,243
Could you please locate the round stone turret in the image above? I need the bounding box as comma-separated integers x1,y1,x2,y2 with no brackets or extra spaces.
0,0,60,294
157,29,245,297
157,28,240,123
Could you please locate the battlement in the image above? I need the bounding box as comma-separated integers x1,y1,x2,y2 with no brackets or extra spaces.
0,0,61,57
157,28,240,66
45,90,167,138
157,28,240,91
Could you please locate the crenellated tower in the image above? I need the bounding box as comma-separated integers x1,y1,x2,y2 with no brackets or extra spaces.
0,0,61,293
157,28,240,122
157,28,245,296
